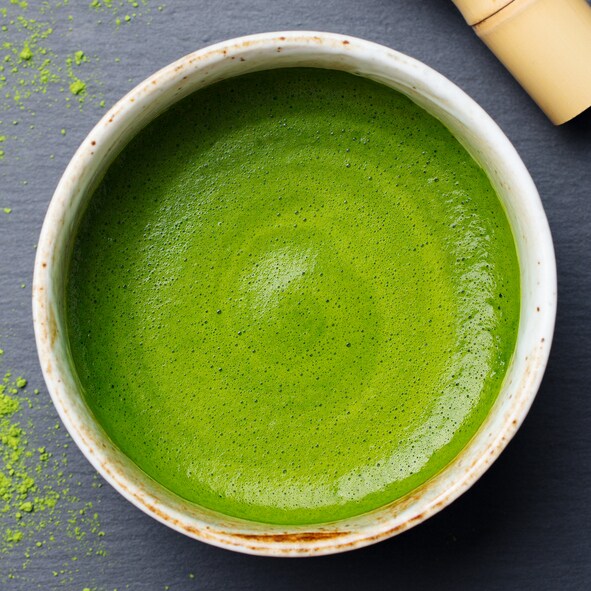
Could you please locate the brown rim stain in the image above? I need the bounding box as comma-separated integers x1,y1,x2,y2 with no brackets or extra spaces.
232,531,349,543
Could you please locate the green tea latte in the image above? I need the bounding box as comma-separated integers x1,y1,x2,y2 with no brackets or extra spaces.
67,68,520,525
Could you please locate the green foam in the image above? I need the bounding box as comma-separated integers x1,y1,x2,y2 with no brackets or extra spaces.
67,68,520,525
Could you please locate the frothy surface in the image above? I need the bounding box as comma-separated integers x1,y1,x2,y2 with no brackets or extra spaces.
67,69,520,524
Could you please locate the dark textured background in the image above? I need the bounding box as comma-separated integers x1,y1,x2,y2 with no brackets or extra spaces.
1,1,590,589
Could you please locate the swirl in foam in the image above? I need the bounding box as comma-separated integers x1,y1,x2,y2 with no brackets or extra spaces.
66,68,520,525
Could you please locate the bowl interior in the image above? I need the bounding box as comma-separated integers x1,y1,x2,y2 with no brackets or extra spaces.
33,32,556,556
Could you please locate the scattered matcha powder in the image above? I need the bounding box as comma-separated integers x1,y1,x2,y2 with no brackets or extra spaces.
74,50,86,65
69,79,87,96
0,370,107,586
89,0,157,28
0,0,163,137
19,43,33,62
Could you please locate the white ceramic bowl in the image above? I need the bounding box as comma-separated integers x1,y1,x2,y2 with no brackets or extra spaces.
32,31,557,556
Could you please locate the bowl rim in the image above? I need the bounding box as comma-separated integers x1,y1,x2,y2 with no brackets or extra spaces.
32,30,557,556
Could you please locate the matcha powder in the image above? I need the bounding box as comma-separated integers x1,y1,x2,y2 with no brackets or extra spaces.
0,0,164,175
0,371,107,587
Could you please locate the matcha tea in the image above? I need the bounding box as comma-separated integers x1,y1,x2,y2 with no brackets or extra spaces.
67,69,520,525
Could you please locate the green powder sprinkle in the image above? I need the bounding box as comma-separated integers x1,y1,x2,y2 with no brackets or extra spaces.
89,0,154,28
5,529,24,544
69,79,87,96
19,43,33,61
0,0,160,126
0,370,107,585
3,208,12,214
74,50,86,65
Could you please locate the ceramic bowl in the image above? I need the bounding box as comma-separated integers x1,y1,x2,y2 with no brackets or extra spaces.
32,31,557,556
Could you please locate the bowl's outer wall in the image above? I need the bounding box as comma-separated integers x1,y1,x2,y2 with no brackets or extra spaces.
32,32,557,556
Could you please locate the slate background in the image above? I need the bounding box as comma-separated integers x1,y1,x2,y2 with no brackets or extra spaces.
1,1,590,589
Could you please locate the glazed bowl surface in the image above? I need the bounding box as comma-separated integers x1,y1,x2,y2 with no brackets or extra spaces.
32,31,557,556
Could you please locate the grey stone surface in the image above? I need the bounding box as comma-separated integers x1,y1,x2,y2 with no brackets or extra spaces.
0,1,590,589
